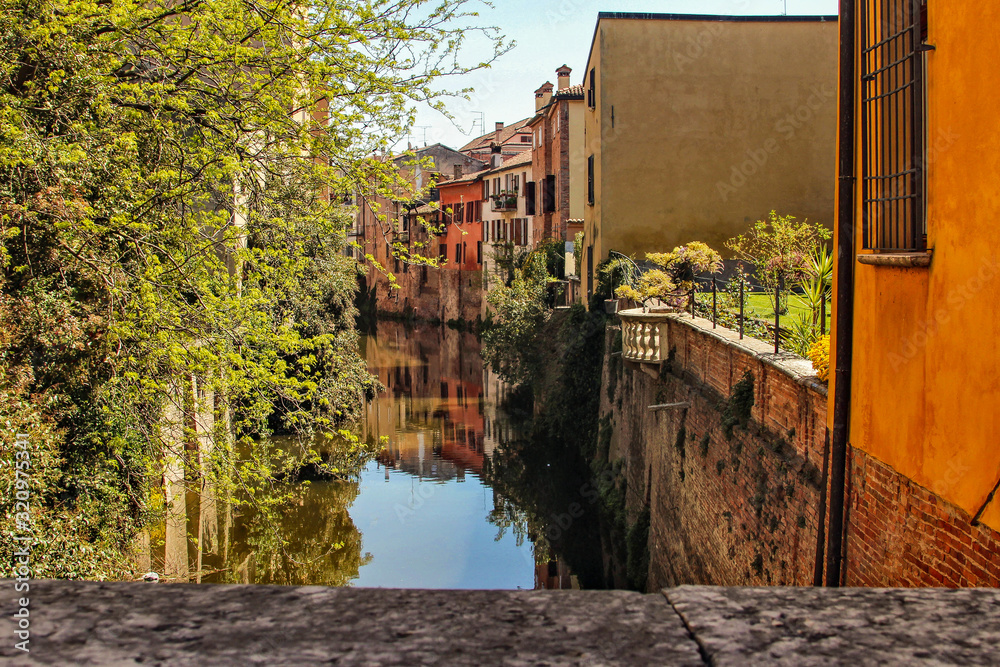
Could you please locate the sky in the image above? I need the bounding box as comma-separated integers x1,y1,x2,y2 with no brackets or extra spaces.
399,0,839,152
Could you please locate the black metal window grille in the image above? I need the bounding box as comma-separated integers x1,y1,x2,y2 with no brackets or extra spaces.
861,0,927,251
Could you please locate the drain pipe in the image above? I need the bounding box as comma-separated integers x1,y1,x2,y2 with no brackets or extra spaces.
827,0,856,588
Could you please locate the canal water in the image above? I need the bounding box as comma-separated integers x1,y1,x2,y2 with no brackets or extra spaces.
144,321,589,590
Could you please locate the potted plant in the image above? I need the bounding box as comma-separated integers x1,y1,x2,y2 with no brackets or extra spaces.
615,242,723,312
490,189,518,210
596,254,637,312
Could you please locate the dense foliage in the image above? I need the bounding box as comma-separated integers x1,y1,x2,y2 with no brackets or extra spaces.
0,0,505,578
482,249,550,385
615,241,722,311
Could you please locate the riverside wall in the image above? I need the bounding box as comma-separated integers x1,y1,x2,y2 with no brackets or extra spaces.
602,310,1000,589
366,266,484,324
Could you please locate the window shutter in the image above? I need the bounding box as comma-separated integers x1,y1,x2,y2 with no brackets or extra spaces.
544,175,556,213
525,181,536,215
588,155,595,205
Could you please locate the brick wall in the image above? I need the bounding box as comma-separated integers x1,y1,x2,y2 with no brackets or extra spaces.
368,266,483,323
603,312,1000,590
531,99,573,245
846,448,1000,587
605,315,829,589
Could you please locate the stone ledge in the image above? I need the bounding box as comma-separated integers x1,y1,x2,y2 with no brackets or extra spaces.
4,581,1000,665
666,585,1000,666
657,311,828,398
857,252,932,268
0,581,701,666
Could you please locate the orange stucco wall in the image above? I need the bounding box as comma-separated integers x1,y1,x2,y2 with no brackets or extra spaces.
836,3,1000,530
439,181,484,270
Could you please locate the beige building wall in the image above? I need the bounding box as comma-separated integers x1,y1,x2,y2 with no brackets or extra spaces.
481,159,534,304
583,15,838,301
568,101,586,223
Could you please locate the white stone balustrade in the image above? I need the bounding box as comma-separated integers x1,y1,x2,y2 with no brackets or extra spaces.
619,309,673,363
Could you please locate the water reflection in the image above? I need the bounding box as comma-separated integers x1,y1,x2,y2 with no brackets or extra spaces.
146,321,569,589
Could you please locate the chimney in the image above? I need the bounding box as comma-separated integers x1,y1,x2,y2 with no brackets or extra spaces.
453,164,463,180
556,65,572,91
494,121,504,144
491,153,503,169
534,82,554,111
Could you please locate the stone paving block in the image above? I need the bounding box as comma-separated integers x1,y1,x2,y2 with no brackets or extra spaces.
665,585,1000,666
0,581,703,666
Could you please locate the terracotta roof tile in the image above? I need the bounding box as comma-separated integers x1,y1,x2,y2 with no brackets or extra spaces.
437,168,489,185
459,117,533,152
554,84,586,99
499,151,533,169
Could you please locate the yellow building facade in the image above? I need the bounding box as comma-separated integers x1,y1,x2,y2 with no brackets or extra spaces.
836,1,1000,532
581,13,839,303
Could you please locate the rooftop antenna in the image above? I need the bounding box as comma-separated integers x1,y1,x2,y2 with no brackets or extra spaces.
782,0,787,15
415,125,432,146
468,111,485,137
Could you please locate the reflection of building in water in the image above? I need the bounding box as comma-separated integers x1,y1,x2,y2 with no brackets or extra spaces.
362,321,490,477
535,560,580,590
482,365,520,455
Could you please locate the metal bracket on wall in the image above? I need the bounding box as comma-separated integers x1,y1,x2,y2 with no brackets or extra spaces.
971,476,1000,527
647,402,690,412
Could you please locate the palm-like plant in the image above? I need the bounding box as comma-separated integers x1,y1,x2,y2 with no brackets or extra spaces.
799,246,833,327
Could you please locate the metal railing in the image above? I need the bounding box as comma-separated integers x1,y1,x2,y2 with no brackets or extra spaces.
490,196,518,212
606,251,830,357
607,250,643,290
682,274,829,355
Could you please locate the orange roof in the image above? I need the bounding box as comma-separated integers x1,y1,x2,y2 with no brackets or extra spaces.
554,83,586,99
437,168,490,185
498,151,533,169
459,117,533,153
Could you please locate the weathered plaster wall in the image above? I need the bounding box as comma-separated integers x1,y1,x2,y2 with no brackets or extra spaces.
368,267,483,323
582,16,839,301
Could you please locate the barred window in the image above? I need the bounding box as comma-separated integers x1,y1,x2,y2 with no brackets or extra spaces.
861,0,928,251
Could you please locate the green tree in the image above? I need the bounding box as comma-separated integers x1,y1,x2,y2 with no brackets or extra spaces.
0,0,507,578
725,210,831,314
482,250,550,385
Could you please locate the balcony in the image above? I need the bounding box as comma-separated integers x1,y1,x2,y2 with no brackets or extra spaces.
490,194,518,213
619,308,672,363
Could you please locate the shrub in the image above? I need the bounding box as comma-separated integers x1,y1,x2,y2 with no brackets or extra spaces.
615,241,722,310
725,211,831,314
482,251,551,385
808,335,831,382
